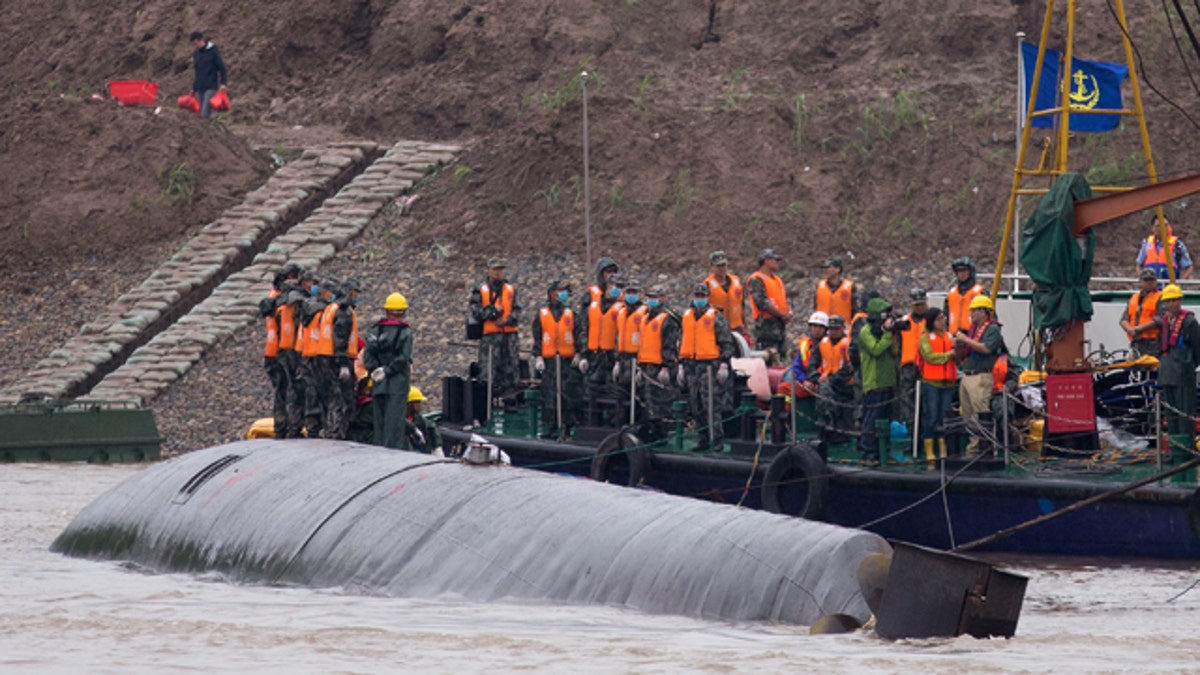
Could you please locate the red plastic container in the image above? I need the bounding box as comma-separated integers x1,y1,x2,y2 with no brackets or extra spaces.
108,80,159,106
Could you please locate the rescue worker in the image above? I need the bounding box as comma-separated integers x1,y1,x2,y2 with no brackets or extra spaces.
638,284,682,426
814,257,856,326
298,276,334,438
747,248,793,362
1120,268,1162,357
704,251,746,337
1137,219,1193,280
946,257,984,336
1133,284,1200,458
789,311,828,392
582,273,626,424
613,278,648,419
277,269,315,438
260,264,299,437
532,278,584,438
679,283,735,450
857,297,901,464
917,307,957,460
817,314,855,442
363,292,414,449
896,288,928,434
578,259,622,383
329,278,362,439
469,258,522,400
954,294,1007,456
405,387,443,456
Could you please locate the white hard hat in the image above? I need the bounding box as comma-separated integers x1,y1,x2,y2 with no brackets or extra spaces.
808,311,829,327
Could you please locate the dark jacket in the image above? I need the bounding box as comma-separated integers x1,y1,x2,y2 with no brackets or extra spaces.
362,319,413,396
192,42,228,93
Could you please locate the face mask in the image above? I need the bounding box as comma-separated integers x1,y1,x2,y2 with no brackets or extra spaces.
625,293,640,304
693,298,708,309
646,298,660,309
608,287,622,299
557,291,569,303
310,284,319,297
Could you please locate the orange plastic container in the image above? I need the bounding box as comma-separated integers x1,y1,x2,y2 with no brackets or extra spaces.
108,80,159,106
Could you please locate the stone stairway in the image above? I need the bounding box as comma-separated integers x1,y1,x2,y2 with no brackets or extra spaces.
0,140,462,406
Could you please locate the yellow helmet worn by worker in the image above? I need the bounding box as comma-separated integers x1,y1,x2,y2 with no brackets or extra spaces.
385,292,408,310
968,295,994,311
1162,284,1184,301
408,386,425,403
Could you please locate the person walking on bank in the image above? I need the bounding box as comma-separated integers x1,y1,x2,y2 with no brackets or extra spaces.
1133,284,1200,457
638,285,682,427
954,295,1006,456
532,279,584,438
679,283,735,451
946,257,984,336
857,297,901,465
897,288,928,434
814,257,855,325
1120,268,1162,358
189,31,228,119
704,251,747,338
363,292,414,449
917,307,957,460
747,248,793,362
469,258,522,401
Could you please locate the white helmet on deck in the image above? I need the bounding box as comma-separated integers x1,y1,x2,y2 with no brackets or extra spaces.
808,311,829,327
462,433,512,465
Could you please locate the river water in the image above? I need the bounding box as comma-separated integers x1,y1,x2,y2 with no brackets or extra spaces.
2,463,1197,674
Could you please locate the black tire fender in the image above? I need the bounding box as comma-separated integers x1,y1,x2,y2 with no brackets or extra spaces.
590,429,649,487
762,442,829,520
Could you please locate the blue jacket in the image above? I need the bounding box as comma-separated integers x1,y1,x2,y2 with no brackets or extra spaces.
192,42,228,93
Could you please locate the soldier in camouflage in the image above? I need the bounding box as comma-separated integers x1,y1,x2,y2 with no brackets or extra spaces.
679,283,736,450
638,284,682,427
469,258,522,400
746,248,794,363
531,278,585,438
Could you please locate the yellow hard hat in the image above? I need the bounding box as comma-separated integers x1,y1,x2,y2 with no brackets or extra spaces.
408,386,425,403
1162,284,1184,301
385,292,408,311
968,295,994,311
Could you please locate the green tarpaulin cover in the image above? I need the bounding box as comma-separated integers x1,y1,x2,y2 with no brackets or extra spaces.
1020,173,1095,329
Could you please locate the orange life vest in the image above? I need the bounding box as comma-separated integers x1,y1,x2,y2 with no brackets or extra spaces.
899,315,926,365
617,304,649,354
481,283,518,334
300,309,323,358
587,285,604,304
346,309,360,358
1142,235,1179,277
264,289,281,358
796,335,816,369
638,312,669,364
1126,290,1161,341
539,307,576,358
705,273,744,330
819,336,852,383
747,270,789,320
992,354,1009,393
680,307,720,360
815,279,854,324
918,330,957,383
315,303,338,357
947,283,983,335
276,302,297,352
596,300,623,352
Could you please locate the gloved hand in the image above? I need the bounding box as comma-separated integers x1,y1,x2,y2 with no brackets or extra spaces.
482,305,500,321
612,363,621,381
677,364,686,386
657,368,671,385
578,358,589,374
339,366,352,382
633,368,643,385
717,363,729,383
371,367,386,383
431,446,445,458
534,356,545,372
571,353,582,367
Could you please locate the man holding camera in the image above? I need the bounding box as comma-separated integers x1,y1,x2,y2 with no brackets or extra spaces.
857,297,902,464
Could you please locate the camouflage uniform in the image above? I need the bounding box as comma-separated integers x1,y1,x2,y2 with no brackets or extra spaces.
326,281,361,440
640,290,682,425
612,280,646,424
278,277,311,438
259,273,289,438
532,283,586,436
576,257,623,424
681,288,736,449
469,262,523,399
747,249,791,362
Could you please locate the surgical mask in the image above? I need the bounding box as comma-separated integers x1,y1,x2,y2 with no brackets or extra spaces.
608,286,621,299
646,298,660,309
693,298,708,309
625,293,640,304
557,291,569,303
310,284,319,297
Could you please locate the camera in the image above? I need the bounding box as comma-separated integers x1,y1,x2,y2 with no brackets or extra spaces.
884,311,911,332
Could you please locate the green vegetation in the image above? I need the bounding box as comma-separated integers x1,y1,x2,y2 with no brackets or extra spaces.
534,182,562,210
633,74,657,115
722,66,752,111
845,90,929,162
541,59,599,110
157,163,195,204
954,177,980,213
673,170,696,216
452,165,475,185
836,203,861,243
792,93,810,152
608,185,656,212
428,242,452,261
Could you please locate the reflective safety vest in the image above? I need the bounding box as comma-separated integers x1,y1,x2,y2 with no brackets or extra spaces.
638,312,669,364
796,335,816,370
992,354,1009,393
947,283,983,335
899,315,925,365
918,331,957,383
819,336,852,383
705,273,744,330
539,307,576,358
481,283,518,334
276,302,297,352
346,309,360,359
1142,235,1179,278
300,309,323,358
264,289,281,358
815,279,854,324
617,304,649,354
747,270,789,320
1126,290,1161,341
681,307,720,360
316,303,338,357
588,285,604,304
592,300,623,352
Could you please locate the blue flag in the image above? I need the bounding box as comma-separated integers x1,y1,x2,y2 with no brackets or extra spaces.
1020,42,1128,132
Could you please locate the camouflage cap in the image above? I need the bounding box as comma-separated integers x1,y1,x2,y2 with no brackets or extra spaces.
826,314,846,328
624,278,643,291
647,284,666,296
299,268,317,282
710,250,729,265
909,287,928,302
757,248,782,264
547,278,571,293
693,282,710,296
342,277,362,292
487,257,508,269
1139,267,1159,280
821,256,843,269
